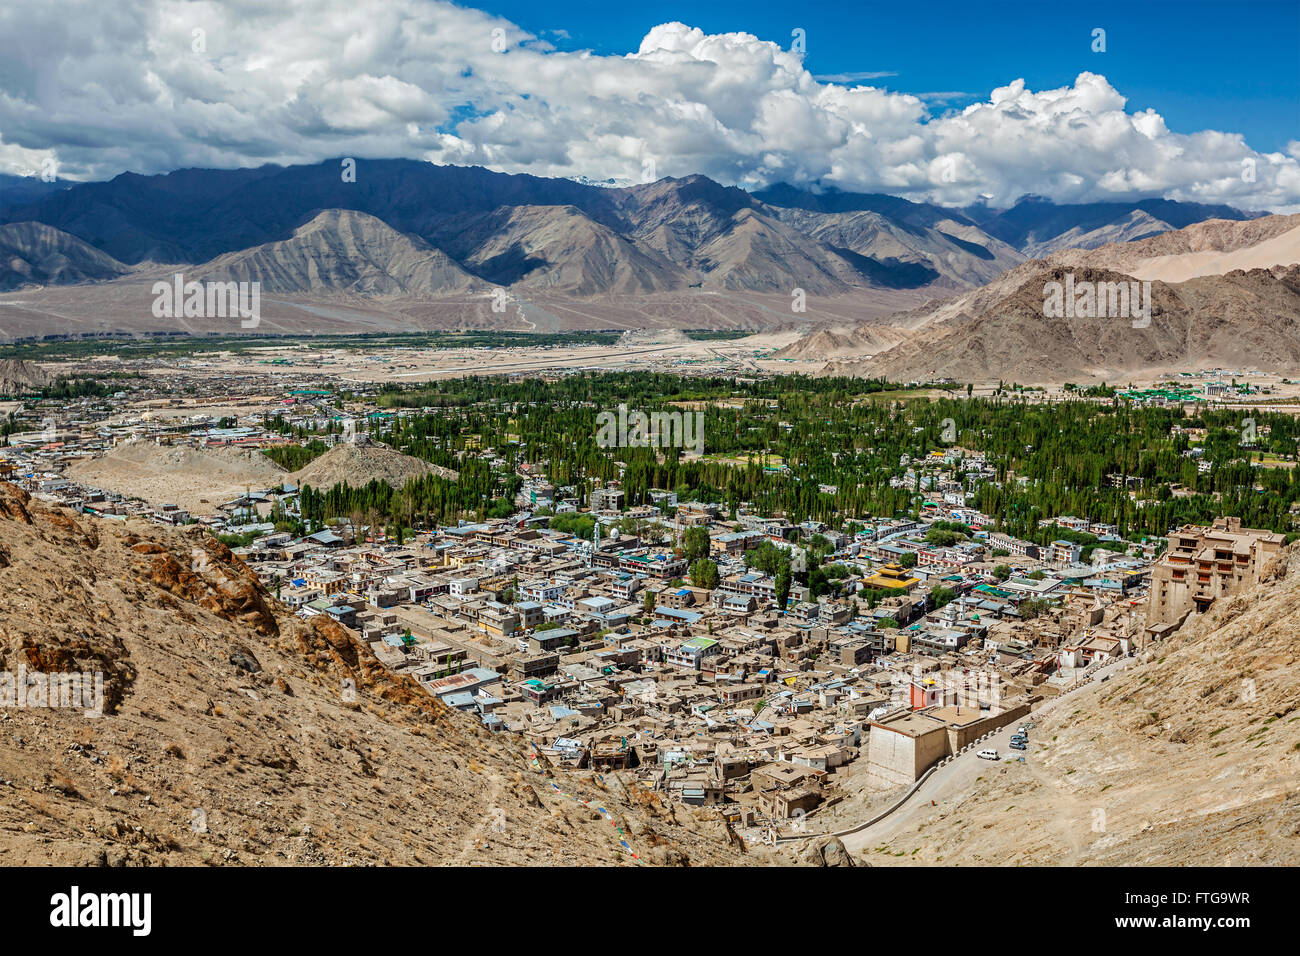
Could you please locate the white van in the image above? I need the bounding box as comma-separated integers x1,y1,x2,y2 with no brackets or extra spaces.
977,749,1000,761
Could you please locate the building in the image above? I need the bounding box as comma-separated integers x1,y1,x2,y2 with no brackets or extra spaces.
589,486,624,512
666,635,722,670
1048,540,1083,564
789,602,819,625
1147,517,1285,625
867,701,1030,786
514,600,545,630
866,711,950,787
988,533,1040,559
478,601,520,638
711,530,764,555
860,563,920,593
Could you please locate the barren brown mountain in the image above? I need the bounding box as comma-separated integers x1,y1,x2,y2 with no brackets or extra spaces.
800,214,1300,380
443,204,684,295
0,358,54,395
195,209,482,296
763,205,1023,289
0,222,131,291
824,264,1300,382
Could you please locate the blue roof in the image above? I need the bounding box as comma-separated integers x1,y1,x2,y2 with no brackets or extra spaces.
654,607,702,623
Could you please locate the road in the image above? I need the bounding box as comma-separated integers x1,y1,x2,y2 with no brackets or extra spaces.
787,656,1132,852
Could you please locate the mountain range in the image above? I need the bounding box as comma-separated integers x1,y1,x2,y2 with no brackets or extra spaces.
0,159,1265,302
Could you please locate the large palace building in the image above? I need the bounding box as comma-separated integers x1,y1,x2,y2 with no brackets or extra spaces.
1146,517,1286,626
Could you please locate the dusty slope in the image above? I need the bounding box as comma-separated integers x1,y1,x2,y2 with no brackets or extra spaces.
691,207,876,294
0,222,132,291
808,214,1300,381
66,443,288,514
291,442,457,489
826,264,1300,382
860,544,1300,865
1015,208,1174,257
195,209,481,296
1127,223,1300,283
964,196,1262,257
772,324,909,360
764,206,1021,289
447,204,684,295
0,484,748,866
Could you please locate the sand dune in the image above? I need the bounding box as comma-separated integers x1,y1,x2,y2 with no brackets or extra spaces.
1127,224,1300,282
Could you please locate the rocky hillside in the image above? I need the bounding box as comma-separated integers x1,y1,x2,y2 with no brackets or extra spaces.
824,263,1300,382
961,195,1265,257
0,358,55,395
859,543,1300,865
773,323,909,360
0,222,131,291
0,484,747,866
441,204,683,295
195,209,481,296
802,214,1300,378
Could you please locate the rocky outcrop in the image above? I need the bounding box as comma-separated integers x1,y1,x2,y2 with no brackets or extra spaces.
795,836,862,867
0,358,54,395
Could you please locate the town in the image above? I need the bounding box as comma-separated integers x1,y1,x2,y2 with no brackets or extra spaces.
4,355,1292,849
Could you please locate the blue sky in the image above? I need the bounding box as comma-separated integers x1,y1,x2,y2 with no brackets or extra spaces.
490,0,1300,152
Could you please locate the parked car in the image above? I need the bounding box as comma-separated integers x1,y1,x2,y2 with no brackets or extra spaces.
1010,740,1027,751
977,749,1000,760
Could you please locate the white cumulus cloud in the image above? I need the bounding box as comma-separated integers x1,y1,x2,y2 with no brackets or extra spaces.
0,0,1294,212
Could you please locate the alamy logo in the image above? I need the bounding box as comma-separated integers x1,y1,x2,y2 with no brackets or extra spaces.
1240,417,1258,445
1043,274,1151,328
49,886,151,936
595,403,704,455
0,667,104,717
151,273,261,328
